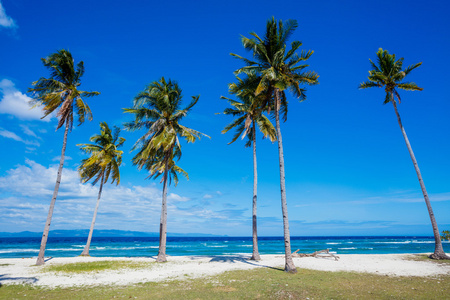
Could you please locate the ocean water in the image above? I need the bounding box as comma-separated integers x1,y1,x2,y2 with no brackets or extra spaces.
1,236,449,259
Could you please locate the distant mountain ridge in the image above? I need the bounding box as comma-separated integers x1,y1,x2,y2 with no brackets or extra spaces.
0,230,226,238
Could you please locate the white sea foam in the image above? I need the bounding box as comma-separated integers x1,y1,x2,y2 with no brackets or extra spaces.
374,241,412,244
374,240,434,244
47,248,80,251
0,249,39,253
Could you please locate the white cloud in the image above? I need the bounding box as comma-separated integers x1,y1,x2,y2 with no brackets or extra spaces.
19,125,39,138
0,127,40,146
203,194,213,199
0,1,16,29
52,155,72,162
0,127,22,141
0,160,233,233
168,193,190,202
0,79,49,121
294,191,450,208
25,146,37,153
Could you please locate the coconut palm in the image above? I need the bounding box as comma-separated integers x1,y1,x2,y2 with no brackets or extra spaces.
221,73,276,261
231,17,319,272
28,49,100,265
78,122,125,256
359,48,449,259
124,77,207,262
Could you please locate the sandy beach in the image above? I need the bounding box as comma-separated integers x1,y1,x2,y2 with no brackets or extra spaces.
1,254,449,288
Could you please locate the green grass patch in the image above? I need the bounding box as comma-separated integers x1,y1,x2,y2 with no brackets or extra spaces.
0,263,12,266
42,260,154,274
1,267,449,299
405,254,450,265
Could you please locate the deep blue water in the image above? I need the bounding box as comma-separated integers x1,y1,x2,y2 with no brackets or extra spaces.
0,236,448,259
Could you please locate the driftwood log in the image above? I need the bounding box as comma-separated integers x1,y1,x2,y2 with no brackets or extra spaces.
292,249,340,261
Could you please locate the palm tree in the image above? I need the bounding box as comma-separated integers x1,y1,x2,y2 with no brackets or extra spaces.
78,122,125,256
123,77,207,262
359,48,449,260
221,73,276,261
231,17,319,272
28,49,100,266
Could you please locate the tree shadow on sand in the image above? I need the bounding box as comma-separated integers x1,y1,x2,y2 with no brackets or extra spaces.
204,255,284,271
0,274,38,287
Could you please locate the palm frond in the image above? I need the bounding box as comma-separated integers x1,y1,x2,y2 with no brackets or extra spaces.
78,122,125,186
361,48,423,105
397,82,423,91
358,81,381,89
123,77,206,186
28,49,99,130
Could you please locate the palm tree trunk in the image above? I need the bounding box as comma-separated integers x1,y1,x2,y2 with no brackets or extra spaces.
251,121,261,261
392,99,448,259
80,172,105,257
274,89,297,273
156,157,169,262
36,122,70,266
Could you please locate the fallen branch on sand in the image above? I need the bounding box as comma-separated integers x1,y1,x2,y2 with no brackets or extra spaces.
292,249,340,261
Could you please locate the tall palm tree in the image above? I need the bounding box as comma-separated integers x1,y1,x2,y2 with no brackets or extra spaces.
78,122,125,256
222,73,276,261
124,77,207,262
28,49,100,266
359,48,449,260
231,17,319,272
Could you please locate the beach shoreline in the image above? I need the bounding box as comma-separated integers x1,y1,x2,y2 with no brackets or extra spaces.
1,254,449,288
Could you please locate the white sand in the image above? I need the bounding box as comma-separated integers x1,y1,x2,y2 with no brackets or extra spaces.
1,254,449,288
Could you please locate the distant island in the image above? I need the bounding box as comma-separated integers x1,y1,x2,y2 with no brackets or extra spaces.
0,230,227,238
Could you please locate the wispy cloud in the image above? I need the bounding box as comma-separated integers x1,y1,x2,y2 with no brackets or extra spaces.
0,127,40,146
0,160,238,233
0,79,48,121
203,191,222,199
0,1,17,29
0,127,22,142
52,155,72,162
168,193,190,202
294,191,450,207
19,125,40,138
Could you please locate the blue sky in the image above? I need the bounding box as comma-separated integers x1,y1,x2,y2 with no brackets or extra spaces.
0,0,449,236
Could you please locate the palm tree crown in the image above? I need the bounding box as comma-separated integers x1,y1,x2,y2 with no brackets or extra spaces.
78,122,125,186
221,73,276,146
123,77,207,184
28,49,100,130
359,48,423,103
231,17,318,110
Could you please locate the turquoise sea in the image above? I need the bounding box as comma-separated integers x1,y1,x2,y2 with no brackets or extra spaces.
1,236,449,258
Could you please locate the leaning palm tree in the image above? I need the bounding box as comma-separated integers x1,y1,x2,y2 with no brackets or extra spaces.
124,77,207,262
359,48,449,259
231,17,319,272
221,73,276,261
78,122,125,256
28,49,100,266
